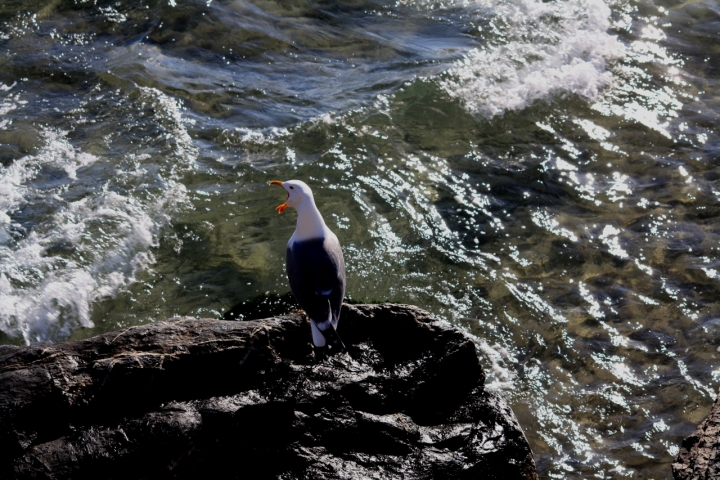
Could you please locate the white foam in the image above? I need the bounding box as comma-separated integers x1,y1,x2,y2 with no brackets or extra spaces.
476,338,517,390
137,86,198,170
0,130,93,239
0,83,22,130
439,0,626,118
0,87,195,344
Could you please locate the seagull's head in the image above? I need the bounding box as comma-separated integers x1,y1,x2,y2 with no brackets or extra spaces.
269,179,314,213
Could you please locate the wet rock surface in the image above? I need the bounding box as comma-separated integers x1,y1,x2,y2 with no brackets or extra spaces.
0,304,537,480
673,387,720,480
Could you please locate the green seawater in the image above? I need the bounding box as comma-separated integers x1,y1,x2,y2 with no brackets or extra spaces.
1,0,720,477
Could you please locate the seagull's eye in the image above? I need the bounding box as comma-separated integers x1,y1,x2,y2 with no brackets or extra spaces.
289,186,294,190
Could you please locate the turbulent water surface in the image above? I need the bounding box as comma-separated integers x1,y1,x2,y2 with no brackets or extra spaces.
2,0,720,477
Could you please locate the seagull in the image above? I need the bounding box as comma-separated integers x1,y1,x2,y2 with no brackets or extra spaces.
270,180,346,359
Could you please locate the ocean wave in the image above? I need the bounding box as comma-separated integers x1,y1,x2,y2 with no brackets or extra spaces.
439,0,626,117
0,87,195,345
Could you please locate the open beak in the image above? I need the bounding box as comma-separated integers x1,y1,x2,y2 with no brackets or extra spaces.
269,180,288,214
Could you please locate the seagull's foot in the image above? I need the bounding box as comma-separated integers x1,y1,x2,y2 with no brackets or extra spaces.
317,323,346,356
313,345,327,363
325,341,346,356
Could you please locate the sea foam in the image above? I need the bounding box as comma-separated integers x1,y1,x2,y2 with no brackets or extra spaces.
439,0,626,118
0,87,195,345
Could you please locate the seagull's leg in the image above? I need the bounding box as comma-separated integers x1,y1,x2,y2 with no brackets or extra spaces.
313,345,327,362
315,319,346,355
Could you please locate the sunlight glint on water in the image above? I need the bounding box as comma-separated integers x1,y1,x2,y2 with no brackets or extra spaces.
1,0,719,477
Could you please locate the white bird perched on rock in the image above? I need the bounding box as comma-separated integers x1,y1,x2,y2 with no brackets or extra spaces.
270,179,346,359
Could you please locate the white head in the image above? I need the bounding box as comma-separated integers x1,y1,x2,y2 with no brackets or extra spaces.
270,179,329,240
269,179,315,213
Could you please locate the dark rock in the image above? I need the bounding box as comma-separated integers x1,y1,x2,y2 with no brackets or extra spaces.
0,303,537,480
673,386,720,480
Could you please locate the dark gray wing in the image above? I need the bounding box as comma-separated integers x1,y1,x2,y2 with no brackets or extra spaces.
286,236,345,326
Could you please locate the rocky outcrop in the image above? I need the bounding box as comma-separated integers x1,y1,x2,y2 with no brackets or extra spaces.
673,387,720,479
0,303,537,479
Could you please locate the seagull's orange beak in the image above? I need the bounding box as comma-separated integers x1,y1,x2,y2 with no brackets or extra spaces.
269,180,288,214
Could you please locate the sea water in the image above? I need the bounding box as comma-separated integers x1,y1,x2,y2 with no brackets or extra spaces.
1,0,719,477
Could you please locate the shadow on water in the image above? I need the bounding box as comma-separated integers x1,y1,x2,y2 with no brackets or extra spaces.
222,292,296,320
221,292,391,321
